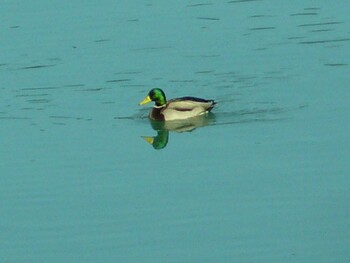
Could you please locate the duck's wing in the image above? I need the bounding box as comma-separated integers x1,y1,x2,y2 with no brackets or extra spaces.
167,97,216,111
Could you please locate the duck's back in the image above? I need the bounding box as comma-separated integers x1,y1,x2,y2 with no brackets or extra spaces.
167,97,216,111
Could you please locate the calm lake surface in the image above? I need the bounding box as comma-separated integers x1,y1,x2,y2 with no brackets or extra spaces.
1,1,349,262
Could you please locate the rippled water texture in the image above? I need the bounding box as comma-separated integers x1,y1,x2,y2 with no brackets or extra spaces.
1,1,349,262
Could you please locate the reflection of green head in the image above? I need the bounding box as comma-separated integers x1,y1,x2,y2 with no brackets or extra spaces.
142,130,169,150
148,88,167,106
152,130,169,149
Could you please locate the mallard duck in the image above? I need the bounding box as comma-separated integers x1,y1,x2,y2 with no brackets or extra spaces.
139,88,216,121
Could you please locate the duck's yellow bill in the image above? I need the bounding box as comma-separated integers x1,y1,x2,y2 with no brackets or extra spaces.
142,136,154,145
139,96,152,105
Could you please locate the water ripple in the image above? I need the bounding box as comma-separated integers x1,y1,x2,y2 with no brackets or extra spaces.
297,22,343,27
106,79,132,83
290,12,318,16
196,17,220,21
187,3,213,7
324,63,348,67
19,64,56,70
249,27,275,31
299,38,350,44
228,0,261,3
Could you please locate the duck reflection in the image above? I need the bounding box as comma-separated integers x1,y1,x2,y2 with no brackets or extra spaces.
142,113,215,150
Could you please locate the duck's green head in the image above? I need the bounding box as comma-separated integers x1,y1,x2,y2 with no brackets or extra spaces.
139,88,167,107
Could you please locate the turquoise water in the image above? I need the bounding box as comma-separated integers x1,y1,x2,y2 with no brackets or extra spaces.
1,1,350,262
